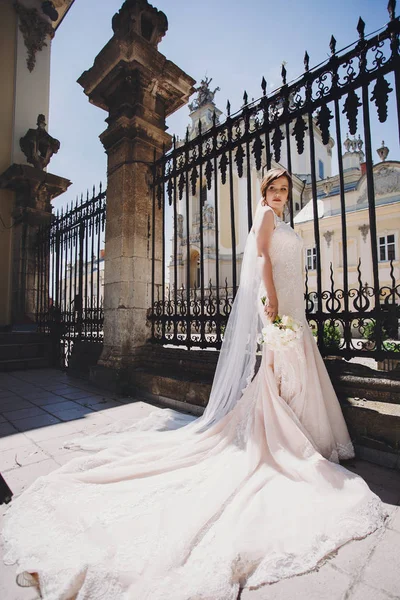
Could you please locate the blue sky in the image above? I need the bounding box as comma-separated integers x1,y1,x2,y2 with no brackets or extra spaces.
48,0,396,210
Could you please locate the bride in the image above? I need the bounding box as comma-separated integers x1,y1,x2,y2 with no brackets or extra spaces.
2,168,386,600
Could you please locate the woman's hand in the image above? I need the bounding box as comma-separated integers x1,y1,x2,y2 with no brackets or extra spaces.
264,297,278,322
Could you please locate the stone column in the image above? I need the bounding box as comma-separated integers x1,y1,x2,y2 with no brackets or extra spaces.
78,0,195,371
0,163,71,324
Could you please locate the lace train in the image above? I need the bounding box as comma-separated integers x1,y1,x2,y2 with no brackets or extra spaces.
1,212,387,599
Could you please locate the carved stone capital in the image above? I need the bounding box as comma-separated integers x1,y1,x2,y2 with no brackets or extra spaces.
14,1,54,72
78,33,195,153
78,0,195,153
0,163,71,216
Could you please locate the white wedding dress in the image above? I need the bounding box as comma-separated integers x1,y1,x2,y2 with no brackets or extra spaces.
2,209,386,600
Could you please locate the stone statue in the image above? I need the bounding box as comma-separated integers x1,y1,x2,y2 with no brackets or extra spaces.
20,114,60,170
177,213,184,237
202,203,214,226
188,76,220,112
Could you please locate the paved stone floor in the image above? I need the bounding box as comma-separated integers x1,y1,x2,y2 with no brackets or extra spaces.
0,368,399,600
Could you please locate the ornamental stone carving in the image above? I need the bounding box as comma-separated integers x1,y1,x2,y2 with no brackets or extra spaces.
20,114,60,170
189,77,220,112
377,141,389,162
323,178,333,196
111,0,168,47
323,230,334,248
176,214,184,237
202,203,215,227
359,224,370,242
14,1,54,72
357,164,400,204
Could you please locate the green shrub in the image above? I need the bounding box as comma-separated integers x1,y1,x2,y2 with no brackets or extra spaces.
383,340,400,352
323,321,341,350
311,321,341,350
362,319,388,342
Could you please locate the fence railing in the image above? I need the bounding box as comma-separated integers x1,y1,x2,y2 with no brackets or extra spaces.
148,2,400,361
36,186,106,367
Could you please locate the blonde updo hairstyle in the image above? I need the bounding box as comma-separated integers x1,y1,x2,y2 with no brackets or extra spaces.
260,167,293,207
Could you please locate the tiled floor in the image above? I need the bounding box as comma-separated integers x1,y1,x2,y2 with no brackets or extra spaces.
0,368,399,600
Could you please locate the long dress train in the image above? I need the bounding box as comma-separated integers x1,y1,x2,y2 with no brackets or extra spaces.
1,211,386,600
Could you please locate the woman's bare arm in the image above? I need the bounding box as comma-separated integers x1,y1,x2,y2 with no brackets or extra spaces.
254,208,278,321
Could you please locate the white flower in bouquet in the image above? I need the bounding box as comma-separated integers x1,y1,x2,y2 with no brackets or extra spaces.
260,298,303,351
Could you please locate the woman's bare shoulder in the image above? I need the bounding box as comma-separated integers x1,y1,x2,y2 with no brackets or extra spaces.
253,205,275,233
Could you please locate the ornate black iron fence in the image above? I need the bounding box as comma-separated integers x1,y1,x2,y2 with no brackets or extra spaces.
149,1,400,362
36,186,106,367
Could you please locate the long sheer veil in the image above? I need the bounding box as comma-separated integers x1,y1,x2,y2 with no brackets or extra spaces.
199,221,262,428
68,203,264,448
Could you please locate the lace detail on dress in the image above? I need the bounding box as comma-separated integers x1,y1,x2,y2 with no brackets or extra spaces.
266,219,305,322
330,440,355,462
246,497,386,589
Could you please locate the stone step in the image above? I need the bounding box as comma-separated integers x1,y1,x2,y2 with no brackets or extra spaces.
0,356,50,372
0,332,49,345
0,342,51,361
335,375,400,405
342,398,400,469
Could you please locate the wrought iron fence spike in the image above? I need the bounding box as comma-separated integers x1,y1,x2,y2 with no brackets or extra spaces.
243,90,248,105
261,76,267,95
357,16,365,39
304,51,310,71
281,62,287,85
329,35,337,55
226,99,231,116
388,0,396,19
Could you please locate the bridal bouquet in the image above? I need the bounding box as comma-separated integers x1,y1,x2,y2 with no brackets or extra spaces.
260,297,303,351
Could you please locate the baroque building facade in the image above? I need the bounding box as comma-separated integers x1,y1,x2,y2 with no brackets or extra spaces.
294,139,399,313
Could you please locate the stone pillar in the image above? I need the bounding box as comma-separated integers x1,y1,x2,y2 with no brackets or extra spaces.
78,0,195,371
0,163,71,324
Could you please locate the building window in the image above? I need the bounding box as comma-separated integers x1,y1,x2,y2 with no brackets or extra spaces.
306,247,317,271
318,159,324,180
379,234,396,262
